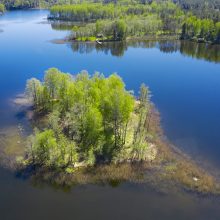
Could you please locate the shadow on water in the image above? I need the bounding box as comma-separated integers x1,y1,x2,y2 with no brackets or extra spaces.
49,20,220,62
59,39,220,63
15,163,125,193
69,41,128,57
15,111,26,120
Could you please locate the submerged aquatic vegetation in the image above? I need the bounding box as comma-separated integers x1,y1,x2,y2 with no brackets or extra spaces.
7,68,218,195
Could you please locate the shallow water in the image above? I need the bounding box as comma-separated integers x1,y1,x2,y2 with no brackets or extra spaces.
1,10,220,219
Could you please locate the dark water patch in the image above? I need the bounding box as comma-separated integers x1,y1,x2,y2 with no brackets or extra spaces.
15,111,26,120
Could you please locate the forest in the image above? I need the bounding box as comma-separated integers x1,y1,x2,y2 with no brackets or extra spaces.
2,0,220,22
1,0,220,44
50,2,184,41
0,0,73,9
0,0,41,9
49,1,220,43
174,0,220,21
181,16,220,43
25,68,153,168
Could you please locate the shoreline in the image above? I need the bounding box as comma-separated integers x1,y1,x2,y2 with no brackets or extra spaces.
15,130,220,195
4,95,219,195
57,35,180,44
51,35,220,47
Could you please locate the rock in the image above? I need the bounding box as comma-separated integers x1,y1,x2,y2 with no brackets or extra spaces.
193,177,199,182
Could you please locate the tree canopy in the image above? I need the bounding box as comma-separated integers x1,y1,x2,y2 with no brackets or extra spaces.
2,0,220,43
49,2,184,41
0,3,5,13
0,0,76,9
25,68,152,168
48,1,220,44
181,15,220,43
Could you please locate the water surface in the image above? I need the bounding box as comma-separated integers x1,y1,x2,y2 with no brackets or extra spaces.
1,10,220,220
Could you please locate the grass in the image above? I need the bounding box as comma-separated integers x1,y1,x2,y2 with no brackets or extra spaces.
76,36,97,42
0,126,25,169
153,138,220,194
20,150,220,195
17,134,220,195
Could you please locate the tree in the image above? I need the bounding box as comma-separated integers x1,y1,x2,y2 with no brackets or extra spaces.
114,20,127,40
215,22,220,43
30,129,57,165
26,78,43,107
132,84,150,159
0,3,5,13
100,74,134,158
25,68,147,167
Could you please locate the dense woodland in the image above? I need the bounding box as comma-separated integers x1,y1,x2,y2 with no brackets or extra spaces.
50,2,184,41
0,0,41,9
1,0,220,43
2,0,220,21
174,0,220,21
25,68,153,168
2,0,220,16
181,16,220,43
48,2,220,43
0,0,72,9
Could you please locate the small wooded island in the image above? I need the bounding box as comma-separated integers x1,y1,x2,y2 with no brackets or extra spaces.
25,68,151,166
13,68,219,194
1,0,220,194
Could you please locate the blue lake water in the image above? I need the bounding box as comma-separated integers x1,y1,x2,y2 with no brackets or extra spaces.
1,10,220,220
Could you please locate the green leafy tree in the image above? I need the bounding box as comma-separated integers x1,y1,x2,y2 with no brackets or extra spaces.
132,84,150,159
114,20,127,40
0,3,5,13
26,78,44,107
25,68,151,167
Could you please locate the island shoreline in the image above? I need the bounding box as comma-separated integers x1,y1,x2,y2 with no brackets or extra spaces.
7,94,220,196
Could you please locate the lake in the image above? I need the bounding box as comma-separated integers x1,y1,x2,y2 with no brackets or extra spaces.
1,9,220,220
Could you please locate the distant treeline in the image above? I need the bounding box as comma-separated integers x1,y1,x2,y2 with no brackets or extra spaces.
174,0,220,21
49,2,220,44
0,0,74,9
49,2,184,41
2,0,220,22
181,16,220,44
2,0,220,44
49,2,183,22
